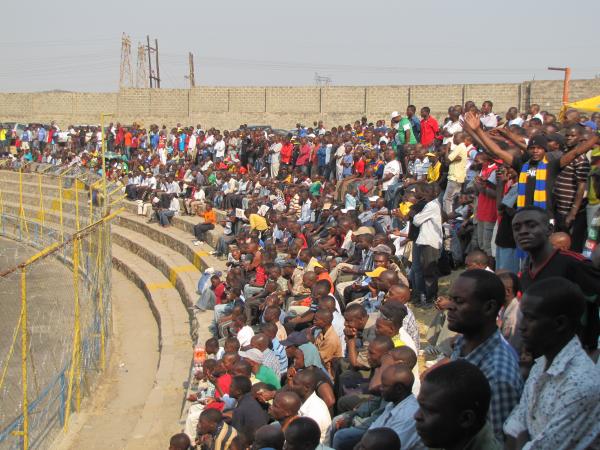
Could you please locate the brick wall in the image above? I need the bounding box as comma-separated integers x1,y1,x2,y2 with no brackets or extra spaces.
1,79,598,129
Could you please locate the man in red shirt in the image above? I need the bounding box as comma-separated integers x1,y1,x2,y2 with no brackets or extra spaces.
474,153,499,258
420,107,439,149
280,138,293,168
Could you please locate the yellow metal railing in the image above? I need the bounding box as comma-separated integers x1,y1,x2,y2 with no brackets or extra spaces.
0,166,122,450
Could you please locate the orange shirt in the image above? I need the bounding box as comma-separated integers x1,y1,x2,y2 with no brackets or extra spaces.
203,209,217,224
124,132,133,147
317,271,335,294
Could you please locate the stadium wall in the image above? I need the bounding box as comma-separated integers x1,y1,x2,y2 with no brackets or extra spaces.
1,79,599,130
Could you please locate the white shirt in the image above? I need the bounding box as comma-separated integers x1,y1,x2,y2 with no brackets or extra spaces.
504,337,600,450
214,139,226,157
382,160,401,190
442,120,463,147
164,181,179,194
187,134,196,151
299,392,332,444
168,197,180,214
480,112,498,129
236,325,255,347
509,117,524,127
332,310,346,355
143,176,157,189
412,199,442,249
368,395,425,450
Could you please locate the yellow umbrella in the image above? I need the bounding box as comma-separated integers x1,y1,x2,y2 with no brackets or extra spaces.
568,95,600,112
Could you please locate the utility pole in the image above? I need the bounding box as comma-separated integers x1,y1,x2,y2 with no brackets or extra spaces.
136,42,148,88
119,33,133,89
146,36,161,88
188,52,196,88
146,35,153,88
547,66,571,105
154,38,161,88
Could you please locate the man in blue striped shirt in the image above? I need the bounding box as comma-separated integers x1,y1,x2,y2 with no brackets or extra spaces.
447,269,523,442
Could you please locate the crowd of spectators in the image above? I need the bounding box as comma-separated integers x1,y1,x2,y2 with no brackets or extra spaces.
3,102,600,450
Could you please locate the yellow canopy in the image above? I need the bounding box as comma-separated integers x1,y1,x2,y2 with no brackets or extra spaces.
568,95,600,113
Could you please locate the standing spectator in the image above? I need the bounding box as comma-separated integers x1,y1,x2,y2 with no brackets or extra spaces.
441,132,468,214
512,207,600,350
419,107,439,150
411,183,442,305
480,100,498,129
553,126,591,252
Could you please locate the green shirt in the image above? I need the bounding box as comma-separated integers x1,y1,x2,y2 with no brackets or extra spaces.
309,181,322,197
396,117,417,145
208,173,217,185
256,365,281,389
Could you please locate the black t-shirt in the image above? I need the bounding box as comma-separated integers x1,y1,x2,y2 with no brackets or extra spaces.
511,151,562,218
495,209,516,248
408,200,427,241
520,250,600,349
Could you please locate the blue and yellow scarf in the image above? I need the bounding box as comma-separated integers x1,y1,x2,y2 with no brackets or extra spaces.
517,157,547,209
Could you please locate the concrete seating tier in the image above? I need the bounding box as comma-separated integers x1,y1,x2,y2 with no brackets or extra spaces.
121,199,224,249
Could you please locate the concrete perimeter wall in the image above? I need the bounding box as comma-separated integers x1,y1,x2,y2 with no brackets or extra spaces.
1,79,599,130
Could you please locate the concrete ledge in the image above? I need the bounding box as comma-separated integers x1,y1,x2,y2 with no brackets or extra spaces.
111,244,200,447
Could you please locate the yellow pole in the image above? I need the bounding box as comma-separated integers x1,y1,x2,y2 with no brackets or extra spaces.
75,179,80,232
97,226,105,369
100,114,109,215
64,238,80,430
38,173,45,238
18,169,29,238
20,267,29,450
58,176,64,243
0,189,3,230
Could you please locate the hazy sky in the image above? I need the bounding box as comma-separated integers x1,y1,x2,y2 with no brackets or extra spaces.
1,0,599,92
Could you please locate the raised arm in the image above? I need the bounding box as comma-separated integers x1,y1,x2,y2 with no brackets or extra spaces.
559,134,599,168
463,112,515,166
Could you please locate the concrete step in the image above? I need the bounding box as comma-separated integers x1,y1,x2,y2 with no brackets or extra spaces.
122,199,224,248
111,223,202,312
116,212,226,272
110,244,198,448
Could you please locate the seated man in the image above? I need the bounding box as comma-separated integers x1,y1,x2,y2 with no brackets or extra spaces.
355,428,400,450
283,417,330,450
333,364,423,450
504,278,600,449
415,360,500,450
193,202,216,245
289,369,332,444
229,375,270,444
196,408,238,450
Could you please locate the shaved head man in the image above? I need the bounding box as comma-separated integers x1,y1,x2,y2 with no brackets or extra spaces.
268,390,302,430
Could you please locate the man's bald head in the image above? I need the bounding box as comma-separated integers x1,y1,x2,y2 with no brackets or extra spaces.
302,271,317,288
389,346,418,370
378,270,400,289
275,390,302,415
387,284,411,304
169,433,191,450
381,363,415,401
254,424,285,450
550,232,571,251
251,333,270,351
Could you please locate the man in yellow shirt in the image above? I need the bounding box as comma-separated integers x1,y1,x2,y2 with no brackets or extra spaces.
248,206,269,232
425,152,441,183
442,132,469,214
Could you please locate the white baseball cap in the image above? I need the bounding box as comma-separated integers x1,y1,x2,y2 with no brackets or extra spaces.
390,111,400,120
